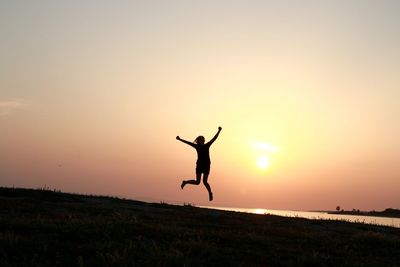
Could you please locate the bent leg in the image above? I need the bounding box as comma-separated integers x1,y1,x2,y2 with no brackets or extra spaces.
203,173,213,201
182,173,201,189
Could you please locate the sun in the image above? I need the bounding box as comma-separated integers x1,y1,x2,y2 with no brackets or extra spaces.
250,141,278,171
256,156,270,169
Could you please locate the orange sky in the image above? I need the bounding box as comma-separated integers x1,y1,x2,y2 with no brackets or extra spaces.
1,1,399,210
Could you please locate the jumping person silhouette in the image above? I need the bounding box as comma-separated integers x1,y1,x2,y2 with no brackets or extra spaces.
176,127,222,201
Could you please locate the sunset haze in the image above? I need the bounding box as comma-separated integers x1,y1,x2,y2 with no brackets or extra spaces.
1,1,399,211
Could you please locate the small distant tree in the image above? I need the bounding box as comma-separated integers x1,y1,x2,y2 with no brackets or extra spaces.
336,206,340,212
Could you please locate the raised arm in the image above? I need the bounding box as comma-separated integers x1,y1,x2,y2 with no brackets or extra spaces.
176,136,196,148
206,127,222,146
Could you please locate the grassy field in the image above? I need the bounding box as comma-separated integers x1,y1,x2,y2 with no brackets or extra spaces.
1,187,399,267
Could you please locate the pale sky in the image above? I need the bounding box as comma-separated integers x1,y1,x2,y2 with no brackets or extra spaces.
1,1,399,210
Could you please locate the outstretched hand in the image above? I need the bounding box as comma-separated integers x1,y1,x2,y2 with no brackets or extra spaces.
176,136,181,140
218,126,222,131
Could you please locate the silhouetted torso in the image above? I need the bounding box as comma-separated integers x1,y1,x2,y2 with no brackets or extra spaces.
194,143,211,164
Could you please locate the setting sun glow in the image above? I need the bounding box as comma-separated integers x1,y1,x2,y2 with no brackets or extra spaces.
252,142,278,170
257,156,270,169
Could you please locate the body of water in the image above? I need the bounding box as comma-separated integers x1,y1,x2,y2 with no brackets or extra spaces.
201,206,400,228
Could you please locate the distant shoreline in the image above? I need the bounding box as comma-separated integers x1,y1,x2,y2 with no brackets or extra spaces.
325,208,400,218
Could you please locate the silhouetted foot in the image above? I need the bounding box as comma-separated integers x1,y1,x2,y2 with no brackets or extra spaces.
209,192,213,201
181,181,186,189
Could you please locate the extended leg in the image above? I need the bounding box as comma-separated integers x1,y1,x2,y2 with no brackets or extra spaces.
181,173,201,189
203,173,213,201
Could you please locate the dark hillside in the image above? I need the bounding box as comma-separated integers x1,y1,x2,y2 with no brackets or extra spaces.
1,187,400,267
